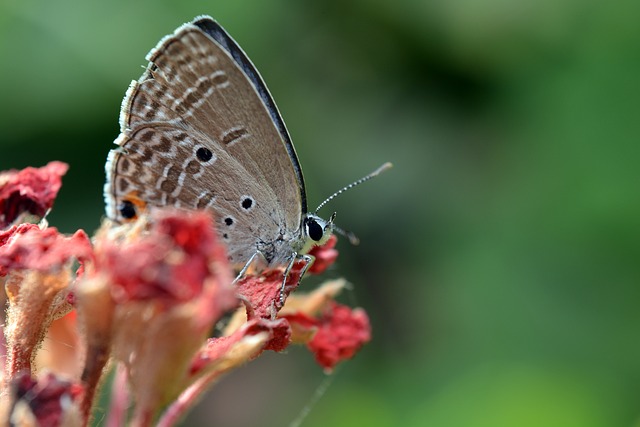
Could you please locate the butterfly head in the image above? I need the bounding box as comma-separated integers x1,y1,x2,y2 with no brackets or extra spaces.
302,212,336,249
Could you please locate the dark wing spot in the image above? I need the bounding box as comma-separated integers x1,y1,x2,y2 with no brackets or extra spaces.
119,200,137,219
241,197,253,210
196,147,213,162
224,217,233,226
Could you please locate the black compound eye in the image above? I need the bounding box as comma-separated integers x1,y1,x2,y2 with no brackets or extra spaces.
307,218,323,242
196,147,213,162
118,200,137,219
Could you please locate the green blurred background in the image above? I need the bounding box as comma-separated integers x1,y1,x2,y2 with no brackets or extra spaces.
1,0,639,426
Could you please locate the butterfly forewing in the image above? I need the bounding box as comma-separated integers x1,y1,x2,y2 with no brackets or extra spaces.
105,18,306,266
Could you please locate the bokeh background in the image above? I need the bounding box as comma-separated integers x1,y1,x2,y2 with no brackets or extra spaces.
1,0,639,426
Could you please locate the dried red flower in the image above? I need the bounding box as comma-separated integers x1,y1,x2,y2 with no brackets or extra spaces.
0,161,68,229
228,237,342,352
306,234,339,275
235,236,340,320
0,160,374,427
189,317,289,377
235,268,299,319
0,226,93,276
91,210,238,422
244,317,292,352
99,211,224,306
306,302,372,371
0,223,39,276
0,225,93,379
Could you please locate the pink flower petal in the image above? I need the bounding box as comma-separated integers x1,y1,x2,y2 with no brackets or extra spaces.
191,317,290,377
0,226,93,276
0,223,39,276
0,161,68,228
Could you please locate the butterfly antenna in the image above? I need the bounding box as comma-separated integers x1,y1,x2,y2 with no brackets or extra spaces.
325,212,359,245
334,225,360,245
314,162,393,213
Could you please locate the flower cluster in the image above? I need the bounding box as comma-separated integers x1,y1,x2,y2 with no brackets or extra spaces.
0,162,371,427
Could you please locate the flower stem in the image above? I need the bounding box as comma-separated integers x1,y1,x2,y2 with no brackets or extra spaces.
106,363,130,427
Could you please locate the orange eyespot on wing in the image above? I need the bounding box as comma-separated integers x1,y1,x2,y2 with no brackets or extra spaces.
117,192,148,221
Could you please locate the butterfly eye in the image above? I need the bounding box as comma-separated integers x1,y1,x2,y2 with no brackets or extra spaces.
306,218,324,242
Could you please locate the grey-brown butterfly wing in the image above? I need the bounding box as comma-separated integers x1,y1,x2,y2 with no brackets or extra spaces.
105,17,307,266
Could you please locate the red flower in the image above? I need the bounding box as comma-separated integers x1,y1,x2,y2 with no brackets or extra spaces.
307,234,339,275
306,302,372,372
228,236,342,354
0,161,68,229
0,160,375,427
87,210,237,423
99,211,227,306
190,317,290,377
0,226,93,276
0,223,40,276
0,225,92,379
235,236,340,321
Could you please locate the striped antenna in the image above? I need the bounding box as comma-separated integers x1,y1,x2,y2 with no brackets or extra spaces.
314,162,393,213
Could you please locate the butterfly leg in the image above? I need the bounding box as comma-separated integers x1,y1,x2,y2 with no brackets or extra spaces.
233,251,262,284
279,253,314,304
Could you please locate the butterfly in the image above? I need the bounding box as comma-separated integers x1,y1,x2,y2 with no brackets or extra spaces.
104,15,390,287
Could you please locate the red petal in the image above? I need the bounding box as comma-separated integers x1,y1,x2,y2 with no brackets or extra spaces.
0,161,68,228
154,210,219,256
0,226,93,275
307,302,371,371
236,268,302,319
100,210,229,306
281,312,319,330
244,318,291,352
306,235,339,275
191,317,291,375
0,223,39,275
234,236,339,318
